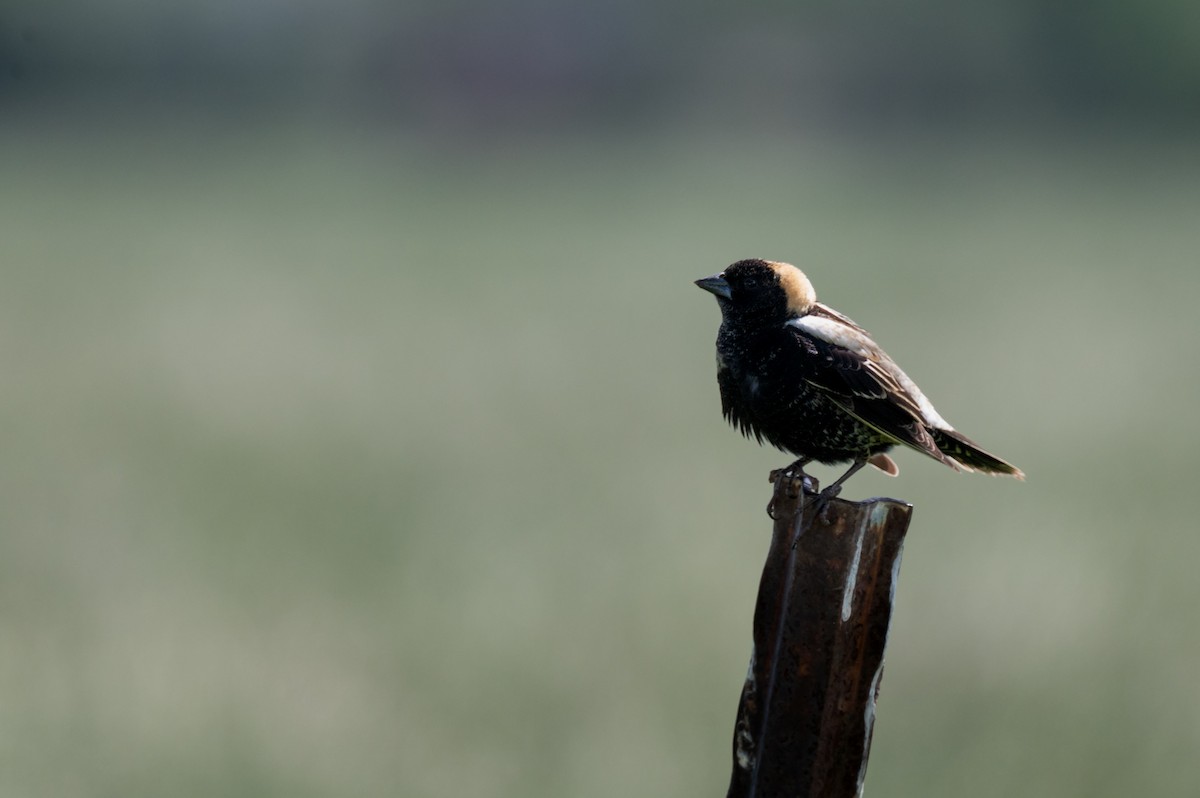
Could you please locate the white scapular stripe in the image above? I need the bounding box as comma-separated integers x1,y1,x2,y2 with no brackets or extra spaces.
787,315,955,431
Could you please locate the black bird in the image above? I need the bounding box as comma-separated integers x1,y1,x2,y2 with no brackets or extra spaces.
696,258,1023,500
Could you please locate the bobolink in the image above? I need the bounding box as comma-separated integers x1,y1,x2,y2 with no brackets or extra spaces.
696,259,1023,500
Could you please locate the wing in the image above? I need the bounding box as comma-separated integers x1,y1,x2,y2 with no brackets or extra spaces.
786,313,962,469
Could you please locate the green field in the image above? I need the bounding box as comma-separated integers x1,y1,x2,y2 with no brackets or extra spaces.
3,114,1198,796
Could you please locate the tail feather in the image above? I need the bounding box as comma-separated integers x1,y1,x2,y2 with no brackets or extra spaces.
931,429,1025,480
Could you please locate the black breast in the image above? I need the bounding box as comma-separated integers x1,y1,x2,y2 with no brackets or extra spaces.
715,325,890,464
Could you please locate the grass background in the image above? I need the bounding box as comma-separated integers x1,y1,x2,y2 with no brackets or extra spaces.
3,113,1199,796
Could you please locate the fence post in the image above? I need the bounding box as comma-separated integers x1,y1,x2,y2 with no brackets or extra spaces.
727,471,913,798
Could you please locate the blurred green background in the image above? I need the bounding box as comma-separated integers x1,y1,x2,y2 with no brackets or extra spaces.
3,2,1199,796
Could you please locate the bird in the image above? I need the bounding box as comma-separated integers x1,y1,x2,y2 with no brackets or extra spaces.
695,258,1023,504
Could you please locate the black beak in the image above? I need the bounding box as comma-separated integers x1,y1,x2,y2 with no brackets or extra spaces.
695,273,732,300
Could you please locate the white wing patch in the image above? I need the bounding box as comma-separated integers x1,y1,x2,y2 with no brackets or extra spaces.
787,315,954,431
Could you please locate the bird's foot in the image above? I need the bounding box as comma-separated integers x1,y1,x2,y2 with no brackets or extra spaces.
777,457,812,481
796,457,867,523
802,482,843,523
767,462,816,519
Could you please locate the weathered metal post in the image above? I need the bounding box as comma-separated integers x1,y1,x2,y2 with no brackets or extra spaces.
727,471,913,798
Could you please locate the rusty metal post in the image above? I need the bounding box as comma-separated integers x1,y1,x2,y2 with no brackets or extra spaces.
727,472,913,798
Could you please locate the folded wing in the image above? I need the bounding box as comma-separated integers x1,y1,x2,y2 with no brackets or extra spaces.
787,309,963,470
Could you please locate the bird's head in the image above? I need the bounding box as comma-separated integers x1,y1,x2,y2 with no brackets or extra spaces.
695,259,816,321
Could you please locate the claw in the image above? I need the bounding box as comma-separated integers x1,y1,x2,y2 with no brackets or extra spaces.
803,482,843,523
769,460,814,519
768,469,807,518
793,457,870,531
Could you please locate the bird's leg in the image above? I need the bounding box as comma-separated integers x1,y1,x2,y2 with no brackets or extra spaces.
804,457,869,521
783,456,813,480
768,456,813,484
767,457,814,518
821,457,869,499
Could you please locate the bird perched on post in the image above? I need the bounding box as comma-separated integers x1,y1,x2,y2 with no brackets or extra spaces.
695,258,1023,503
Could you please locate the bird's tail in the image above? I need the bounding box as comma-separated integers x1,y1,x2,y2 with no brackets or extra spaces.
931,429,1025,480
